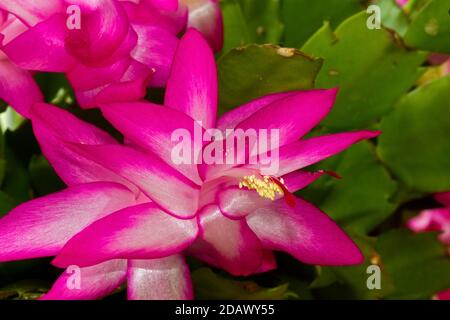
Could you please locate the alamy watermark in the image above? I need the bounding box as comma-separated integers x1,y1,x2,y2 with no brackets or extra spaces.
66,5,81,30
171,122,280,176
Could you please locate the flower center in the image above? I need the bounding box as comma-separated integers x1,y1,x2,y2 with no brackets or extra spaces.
238,175,284,201
239,175,296,207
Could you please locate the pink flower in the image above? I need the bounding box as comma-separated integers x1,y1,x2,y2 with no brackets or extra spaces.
408,192,450,300
0,0,223,111
0,11,42,117
408,192,450,245
428,54,450,77
0,29,379,300
395,0,409,7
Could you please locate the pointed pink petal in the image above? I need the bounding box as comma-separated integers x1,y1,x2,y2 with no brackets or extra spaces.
0,59,42,118
185,0,223,52
31,103,136,190
237,89,338,147
3,14,76,72
127,256,193,300
0,182,136,263
217,92,299,131
258,131,381,176
101,101,202,184
407,208,450,245
0,15,28,45
0,0,64,26
188,205,263,276
131,24,178,87
435,192,450,207
282,170,325,192
66,143,200,218
40,260,127,300
165,28,217,128
246,198,364,266
52,203,199,268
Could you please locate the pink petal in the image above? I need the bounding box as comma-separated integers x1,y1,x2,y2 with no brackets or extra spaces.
52,203,199,268
66,143,200,218
218,187,266,220
3,14,76,72
131,24,178,87
76,60,152,108
165,28,217,128
127,255,193,300
282,170,326,192
0,182,136,263
256,251,277,273
0,14,28,45
121,0,187,34
0,0,64,26
407,208,450,245
185,0,223,52
0,59,42,118
101,101,202,184
31,103,136,190
435,192,450,207
436,289,450,300
216,92,299,131
40,260,127,300
64,0,129,66
259,131,381,176
67,54,132,92
246,197,364,266
237,89,338,147
395,0,409,7
75,60,152,108
188,205,263,276
146,0,179,12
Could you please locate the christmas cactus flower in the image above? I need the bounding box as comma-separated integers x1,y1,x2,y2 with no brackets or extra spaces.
408,192,450,300
0,10,42,117
0,29,379,300
0,0,223,111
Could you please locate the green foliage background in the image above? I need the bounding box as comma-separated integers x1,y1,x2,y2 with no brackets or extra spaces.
0,0,449,299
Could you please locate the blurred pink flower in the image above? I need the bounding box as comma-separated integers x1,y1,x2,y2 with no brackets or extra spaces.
408,192,450,300
395,0,409,6
0,0,223,111
0,30,378,300
181,0,223,52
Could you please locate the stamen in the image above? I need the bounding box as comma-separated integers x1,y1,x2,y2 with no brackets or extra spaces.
239,175,296,207
270,177,296,208
239,175,283,201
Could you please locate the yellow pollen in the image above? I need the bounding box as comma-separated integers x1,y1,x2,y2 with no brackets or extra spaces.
239,175,285,201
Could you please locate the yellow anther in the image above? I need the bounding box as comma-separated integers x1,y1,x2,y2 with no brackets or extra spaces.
239,175,285,201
